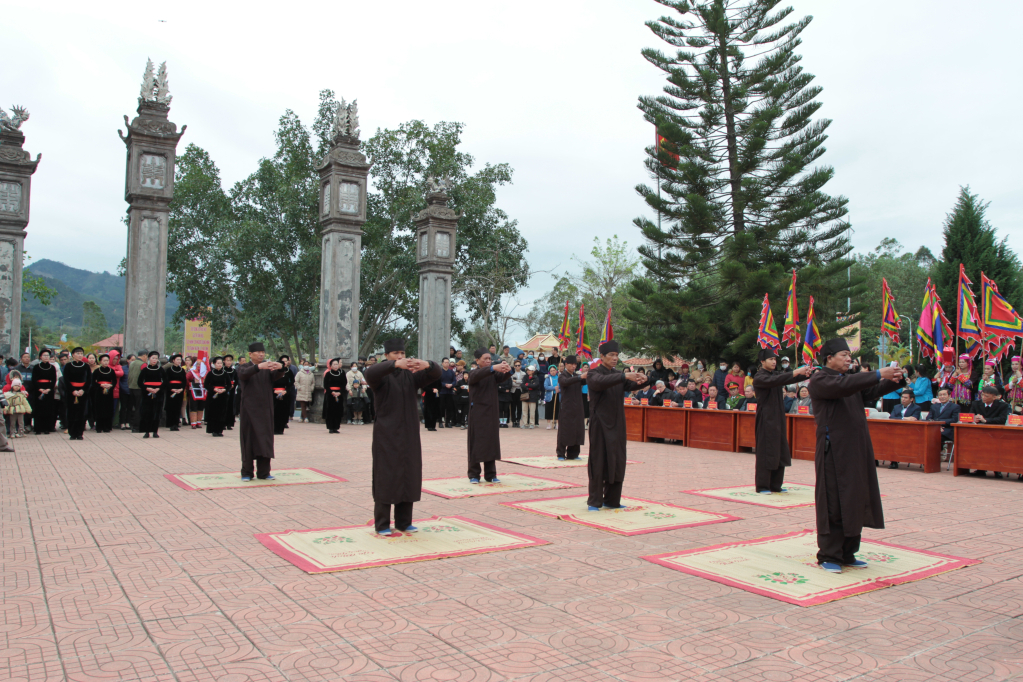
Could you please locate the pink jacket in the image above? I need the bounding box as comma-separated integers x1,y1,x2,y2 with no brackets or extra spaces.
107,351,125,399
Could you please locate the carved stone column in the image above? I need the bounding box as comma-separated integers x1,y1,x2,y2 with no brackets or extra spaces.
416,180,459,363
118,60,185,355
0,111,41,358
317,100,369,368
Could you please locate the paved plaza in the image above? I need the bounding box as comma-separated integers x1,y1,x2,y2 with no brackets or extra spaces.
2,422,1022,681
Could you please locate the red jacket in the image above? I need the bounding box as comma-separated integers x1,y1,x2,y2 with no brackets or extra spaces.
107,351,125,399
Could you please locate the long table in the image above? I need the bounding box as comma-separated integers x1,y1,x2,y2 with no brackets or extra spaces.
952,423,1023,476
622,405,945,472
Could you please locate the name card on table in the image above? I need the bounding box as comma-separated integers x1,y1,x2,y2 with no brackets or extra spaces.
747,403,757,412
798,405,809,415
707,403,718,410
684,400,693,408
958,413,975,423
624,398,632,406
1008,415,1022,427
864,408,870,417
641,398,649,406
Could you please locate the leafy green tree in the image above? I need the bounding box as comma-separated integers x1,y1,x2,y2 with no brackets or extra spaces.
81,301,108,344
624,0,858,362
933,187,1023,321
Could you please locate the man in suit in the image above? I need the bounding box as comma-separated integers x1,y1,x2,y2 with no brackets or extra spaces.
969,385,1011,478
887,389,922,469
928,386,960,443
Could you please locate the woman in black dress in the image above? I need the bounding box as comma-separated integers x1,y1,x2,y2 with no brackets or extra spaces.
91,354,118,433
163,355,187,431
272,355,294,434
203,356,231,437
32,350,58,434
322,358,347,433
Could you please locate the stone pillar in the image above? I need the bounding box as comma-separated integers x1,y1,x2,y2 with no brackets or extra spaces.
0,112,41,358
317,99,369,368
118,60,185,355
416,178,459,363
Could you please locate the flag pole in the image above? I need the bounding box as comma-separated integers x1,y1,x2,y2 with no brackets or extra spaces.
956,264,962,360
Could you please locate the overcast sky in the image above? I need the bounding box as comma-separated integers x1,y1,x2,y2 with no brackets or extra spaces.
6,0,1022,342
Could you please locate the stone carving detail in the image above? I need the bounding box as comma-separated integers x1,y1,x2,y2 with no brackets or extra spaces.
335,238,355,358
0,240,12,351
426,175,454,194
420,234,429,258
0,147,30,163
139,59,173,105
436,232,451,258
415,203,460,221
139,155,166,189
135,219,160,329
331,98,360,141
339,182,359,215
322,183,331,215
0,183,20,213
0,106,29,132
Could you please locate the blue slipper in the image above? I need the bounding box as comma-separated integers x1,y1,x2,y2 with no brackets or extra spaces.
402,526,419,533
819,562,842,573
758,490,772,495
604,505,628,510
777,488,788,493
557,457,566,461
378,528,392,536
587,506,601,512
843,559,868,568
490,478,500,483
241,477,252,482
261,475,275,480
469,478,480,484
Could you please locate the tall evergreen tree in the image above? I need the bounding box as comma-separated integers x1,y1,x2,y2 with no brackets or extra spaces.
623,0,858,362
933,187,1023,324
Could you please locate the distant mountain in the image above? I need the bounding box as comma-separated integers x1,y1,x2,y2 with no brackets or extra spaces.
24,259,178,333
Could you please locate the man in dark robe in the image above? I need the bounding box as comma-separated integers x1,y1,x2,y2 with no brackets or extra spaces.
586,341,647,511
364,338,441,535
808,338,904,573
61,347,92,441
556,355,586,460
752,347,812,494
467,348,511,483
237,343,285,481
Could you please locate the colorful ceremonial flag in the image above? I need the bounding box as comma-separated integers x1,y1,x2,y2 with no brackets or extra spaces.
576,304,592,360
655,128,679,169
599,307,614,347
757,294,781,349
916,280,937,360
802,297,823,365
881,278,900,343
980,272,1023,338
558,300,572,351
782,270,800,348
957,265,983,354
930,281,953,361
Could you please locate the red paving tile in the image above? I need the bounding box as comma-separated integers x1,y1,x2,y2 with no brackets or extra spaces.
2,422,1018,680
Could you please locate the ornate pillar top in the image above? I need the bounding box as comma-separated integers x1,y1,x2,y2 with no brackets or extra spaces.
118,60,186,146
0,107,41,174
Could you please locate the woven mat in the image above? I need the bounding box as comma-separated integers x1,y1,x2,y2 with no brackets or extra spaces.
644,529,980,606
256,516,548,573
503,495,740,535
504,456,642,469
165,468,347,491
682,483,816,508
421,473,581,499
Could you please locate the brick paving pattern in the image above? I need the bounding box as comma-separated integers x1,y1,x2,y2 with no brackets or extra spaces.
1,421,1020,681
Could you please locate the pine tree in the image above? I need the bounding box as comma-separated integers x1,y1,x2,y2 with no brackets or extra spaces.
623,0,858,362
933,187,1023,320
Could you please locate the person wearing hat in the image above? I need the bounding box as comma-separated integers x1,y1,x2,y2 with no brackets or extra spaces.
90,354,118,433
203,357,232,437
163,354,188,431
237,343,286,481
967,384,1011,478
752,347,813,494
223,355,238,430
466,348,512,483
807,338,905,573
585,341,647,511
322,358,347,434
137,351,166,438
556,355,587,460
364,338,441,535
32,350,58,435
61,347,92,441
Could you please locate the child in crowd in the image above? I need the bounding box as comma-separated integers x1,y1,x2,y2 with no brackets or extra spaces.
348,379,368,425
4,379,33,437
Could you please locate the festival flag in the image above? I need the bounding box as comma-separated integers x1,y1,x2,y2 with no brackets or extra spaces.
598,307,614,347
957,265,983,355
930,281,953,360
980,272,1023,338
757,294,781,349
557,300,572,350
881,278,900,343
782,270,800,347
802,296,823,365
916,280,937,360
576,304,592,360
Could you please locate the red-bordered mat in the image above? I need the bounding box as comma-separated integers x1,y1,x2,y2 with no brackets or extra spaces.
165,468,347,491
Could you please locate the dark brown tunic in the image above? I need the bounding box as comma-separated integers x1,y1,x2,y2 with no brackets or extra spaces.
752,368,799,470
467,366,511,464
556,369,586,450
808,368,904,536
237,362,285,461
586,364,643,485
365,360,442,504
